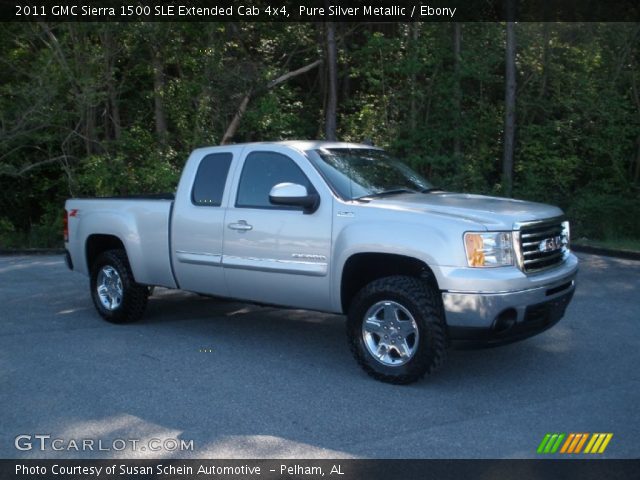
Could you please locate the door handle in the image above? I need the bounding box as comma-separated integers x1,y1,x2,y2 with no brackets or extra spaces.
228,220,253,231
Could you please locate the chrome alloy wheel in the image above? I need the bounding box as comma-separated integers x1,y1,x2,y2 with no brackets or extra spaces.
362,300,420,366
96,265,123,311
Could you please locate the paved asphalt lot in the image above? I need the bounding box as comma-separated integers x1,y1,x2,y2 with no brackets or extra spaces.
0,253,638,459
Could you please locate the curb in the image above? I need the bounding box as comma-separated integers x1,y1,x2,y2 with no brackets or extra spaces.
572,244,640,261
0,248,65,255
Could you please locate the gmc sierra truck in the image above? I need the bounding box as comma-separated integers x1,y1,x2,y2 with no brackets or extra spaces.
64,141,577,384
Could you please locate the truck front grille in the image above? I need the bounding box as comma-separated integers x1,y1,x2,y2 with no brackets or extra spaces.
518,218,569,273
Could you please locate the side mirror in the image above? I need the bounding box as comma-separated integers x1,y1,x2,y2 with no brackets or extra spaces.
269,182,320,214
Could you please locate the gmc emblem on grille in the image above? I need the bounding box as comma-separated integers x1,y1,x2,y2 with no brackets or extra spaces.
538,236,563,253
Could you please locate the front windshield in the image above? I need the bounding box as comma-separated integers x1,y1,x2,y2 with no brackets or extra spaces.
307,148,433,200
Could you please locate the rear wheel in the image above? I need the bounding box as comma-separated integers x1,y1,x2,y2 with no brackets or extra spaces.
90,249,148,323
347,275,447,384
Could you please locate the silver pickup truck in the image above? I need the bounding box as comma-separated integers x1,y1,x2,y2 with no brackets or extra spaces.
64,141,577,384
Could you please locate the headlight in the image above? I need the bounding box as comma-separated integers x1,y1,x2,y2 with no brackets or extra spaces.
464,232,514,267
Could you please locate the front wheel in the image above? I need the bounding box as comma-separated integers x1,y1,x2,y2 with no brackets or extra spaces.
347,275,447,384
90,249,148,324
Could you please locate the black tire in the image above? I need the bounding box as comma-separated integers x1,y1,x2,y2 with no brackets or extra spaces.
90,249,148,324
347,275,447,384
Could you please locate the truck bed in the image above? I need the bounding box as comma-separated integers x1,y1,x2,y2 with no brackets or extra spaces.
65,197,177,288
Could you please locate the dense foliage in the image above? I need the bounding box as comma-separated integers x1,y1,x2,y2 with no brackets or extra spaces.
1,22,638,247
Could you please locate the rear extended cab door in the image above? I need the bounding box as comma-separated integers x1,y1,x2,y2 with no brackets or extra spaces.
221,144,333,311
170,146,240,296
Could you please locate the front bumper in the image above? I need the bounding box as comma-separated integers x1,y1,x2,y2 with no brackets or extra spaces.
442,260,577,346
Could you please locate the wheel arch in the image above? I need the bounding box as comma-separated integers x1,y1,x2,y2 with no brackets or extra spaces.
86,234,126,272
339,252,439,313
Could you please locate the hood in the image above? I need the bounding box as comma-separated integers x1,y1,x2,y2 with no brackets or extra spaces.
367,192,563,230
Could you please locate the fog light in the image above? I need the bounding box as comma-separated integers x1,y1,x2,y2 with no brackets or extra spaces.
493,308,517,334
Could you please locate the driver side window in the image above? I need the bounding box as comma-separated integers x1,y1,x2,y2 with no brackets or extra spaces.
236,151,312,209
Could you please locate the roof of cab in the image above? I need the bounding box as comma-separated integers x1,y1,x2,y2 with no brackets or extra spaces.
277,140,381,152
191,140,381,157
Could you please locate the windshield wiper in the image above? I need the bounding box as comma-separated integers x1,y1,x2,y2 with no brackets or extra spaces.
420,187,444,193
355,188,417,200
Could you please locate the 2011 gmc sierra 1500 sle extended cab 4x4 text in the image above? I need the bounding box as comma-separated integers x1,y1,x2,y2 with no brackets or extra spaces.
64,141,577,384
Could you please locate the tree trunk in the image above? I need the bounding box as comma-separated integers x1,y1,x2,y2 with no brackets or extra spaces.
108,82,122,141
221,92,252,145
102,28,121,141
539,22,550,102
324,21,338,141
152,52,167,141
84,105,96,155
502,18,517,197
221,60,323,145
409,23,419,131
453,23,462,158
409,22,420,132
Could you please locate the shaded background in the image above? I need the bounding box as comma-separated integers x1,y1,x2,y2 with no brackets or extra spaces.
0,22,639,247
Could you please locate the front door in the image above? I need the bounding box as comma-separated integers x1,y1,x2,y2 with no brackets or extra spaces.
222,146,332,311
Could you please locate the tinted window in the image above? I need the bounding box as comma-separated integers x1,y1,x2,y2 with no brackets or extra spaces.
191,153,232,206
236,152,311,209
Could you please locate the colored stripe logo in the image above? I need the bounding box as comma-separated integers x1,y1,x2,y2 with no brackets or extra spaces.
537,433,613,454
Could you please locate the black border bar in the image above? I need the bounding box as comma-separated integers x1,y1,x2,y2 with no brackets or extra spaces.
3,459,640,480
2,0,640,22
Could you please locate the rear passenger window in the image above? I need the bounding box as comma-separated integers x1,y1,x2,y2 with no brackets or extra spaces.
191,153,232,206
236,152,312,209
